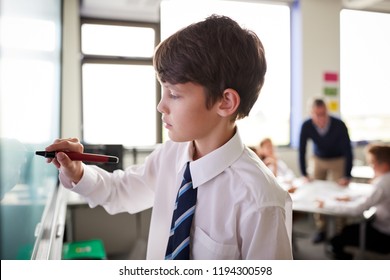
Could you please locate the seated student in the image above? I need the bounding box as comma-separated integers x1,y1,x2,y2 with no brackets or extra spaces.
318,143,390,259
256,138,296,186
45,15,292,260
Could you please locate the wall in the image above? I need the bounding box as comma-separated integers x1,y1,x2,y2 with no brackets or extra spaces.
61,0,82,139
301,0,341,110
291,0,342,147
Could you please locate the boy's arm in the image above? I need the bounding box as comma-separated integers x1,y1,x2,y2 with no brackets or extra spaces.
62,164,155,215
49,137,159,215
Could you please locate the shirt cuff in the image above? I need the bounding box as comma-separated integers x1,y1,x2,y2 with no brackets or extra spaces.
59,164,98,197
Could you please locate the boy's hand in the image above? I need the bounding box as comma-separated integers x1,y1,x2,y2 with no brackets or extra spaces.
287,185,297,194
263,156,276,166
315,199,324,208
335,196,351,202
45,138,84,184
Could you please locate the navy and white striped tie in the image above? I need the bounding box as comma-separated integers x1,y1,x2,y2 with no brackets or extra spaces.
165,162,197,260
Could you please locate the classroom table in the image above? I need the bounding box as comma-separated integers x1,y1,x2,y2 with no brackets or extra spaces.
289,179,374,214
283,179,376,259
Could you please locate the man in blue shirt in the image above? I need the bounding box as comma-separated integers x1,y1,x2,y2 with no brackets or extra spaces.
299,98,353,243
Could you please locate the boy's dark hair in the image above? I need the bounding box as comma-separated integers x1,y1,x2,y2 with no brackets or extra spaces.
366,144,390,165
153,14,267,119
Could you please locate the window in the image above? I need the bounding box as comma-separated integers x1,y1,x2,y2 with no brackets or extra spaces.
160,0,291,146
81,24,155,57
81,20,159,146
340,9,390,142
0,0,62,259
81,1,291,147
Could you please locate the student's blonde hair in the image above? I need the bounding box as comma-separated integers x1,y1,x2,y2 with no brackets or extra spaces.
259,137,272,148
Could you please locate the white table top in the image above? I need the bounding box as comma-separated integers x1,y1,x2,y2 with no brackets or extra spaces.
283,179,374,216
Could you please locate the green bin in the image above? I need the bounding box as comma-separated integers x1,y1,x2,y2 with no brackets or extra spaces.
62,239,106,260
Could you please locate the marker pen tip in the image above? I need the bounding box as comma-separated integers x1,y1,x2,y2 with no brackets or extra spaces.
35,151,46,156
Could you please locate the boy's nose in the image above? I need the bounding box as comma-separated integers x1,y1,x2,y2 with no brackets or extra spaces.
157,98,166,114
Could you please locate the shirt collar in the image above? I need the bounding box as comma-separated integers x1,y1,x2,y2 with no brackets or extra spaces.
177,128,245,188
314,116,331,136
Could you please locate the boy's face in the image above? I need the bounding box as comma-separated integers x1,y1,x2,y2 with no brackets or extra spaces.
157,82,221,143
366,153,381,177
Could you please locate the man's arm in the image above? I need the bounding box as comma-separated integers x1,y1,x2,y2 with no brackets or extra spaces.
341,122,353,178
299,123,309,176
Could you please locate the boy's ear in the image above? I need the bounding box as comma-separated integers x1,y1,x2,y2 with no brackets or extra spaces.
217,88,240,117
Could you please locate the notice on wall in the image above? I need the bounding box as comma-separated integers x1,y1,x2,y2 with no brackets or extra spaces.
323,71,339,113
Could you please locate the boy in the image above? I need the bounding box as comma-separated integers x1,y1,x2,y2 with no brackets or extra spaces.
46,15,292,259
318,144,390,259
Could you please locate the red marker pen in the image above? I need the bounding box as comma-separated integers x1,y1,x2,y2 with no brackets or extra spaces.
35,151,119,163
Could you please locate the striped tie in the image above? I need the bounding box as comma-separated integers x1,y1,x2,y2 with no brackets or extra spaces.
165,162,197,260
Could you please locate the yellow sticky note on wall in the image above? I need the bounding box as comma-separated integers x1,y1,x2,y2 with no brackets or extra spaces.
328,100,339,112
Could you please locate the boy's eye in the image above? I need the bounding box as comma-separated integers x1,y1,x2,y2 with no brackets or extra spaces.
169,92,180,99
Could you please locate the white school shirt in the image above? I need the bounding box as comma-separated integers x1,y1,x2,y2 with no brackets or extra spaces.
328,172,390,235
60,130,293,259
